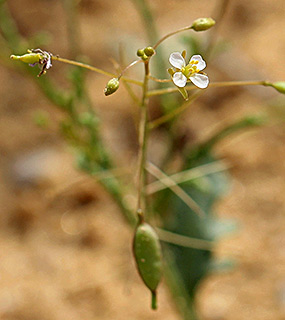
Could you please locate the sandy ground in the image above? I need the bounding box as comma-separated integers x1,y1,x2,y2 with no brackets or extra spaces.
0,0,285,319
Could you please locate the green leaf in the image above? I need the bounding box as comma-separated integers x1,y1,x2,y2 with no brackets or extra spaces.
161,153,231,297
208,258,237,273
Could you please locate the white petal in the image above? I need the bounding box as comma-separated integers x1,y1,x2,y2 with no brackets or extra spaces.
189,54,206,71
172,72,187,87
169,52,185,69
46,58,52,69
190,73,209,89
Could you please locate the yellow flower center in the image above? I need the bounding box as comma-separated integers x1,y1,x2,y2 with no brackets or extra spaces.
181,60,200,78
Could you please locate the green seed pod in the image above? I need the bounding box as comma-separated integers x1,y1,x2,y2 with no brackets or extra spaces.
267,81,285,94
133,222,163,310
191,17,216,31
10,53,42,64
104,78,120,96
144,46,155,57
137,48,145,57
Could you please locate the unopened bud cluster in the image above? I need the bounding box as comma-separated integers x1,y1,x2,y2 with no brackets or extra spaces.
137,46,155,61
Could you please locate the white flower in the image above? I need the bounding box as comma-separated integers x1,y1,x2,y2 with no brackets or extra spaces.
169,52,209,89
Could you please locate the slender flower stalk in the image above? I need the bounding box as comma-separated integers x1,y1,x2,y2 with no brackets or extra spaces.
53,56,143,86
119,59,142,78
147,80,268,97
149,91,204,129
153,26,193,49
153,17,215,50
136,61,150,218
148,75,172,83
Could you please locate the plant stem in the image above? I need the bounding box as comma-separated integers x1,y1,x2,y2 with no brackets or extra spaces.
147,80,268,97
52,56,143,86
149,91,203,129
156,228,214,251
146,160,229,194
131,0,166,78
148,74,172,83
209,80,267,88
146,162,205,218
153,26,193,49
136,61,150,217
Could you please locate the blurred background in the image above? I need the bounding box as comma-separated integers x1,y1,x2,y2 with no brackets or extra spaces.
0,0,285,319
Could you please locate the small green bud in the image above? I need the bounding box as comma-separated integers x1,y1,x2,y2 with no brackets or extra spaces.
266,81,285,94
137,48,145,57
191,17,216,31
144,46,155,57
104,78,120,96
142,54,149,61
10,53,42,64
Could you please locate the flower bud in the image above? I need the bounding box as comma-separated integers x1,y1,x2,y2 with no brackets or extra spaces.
141,54,149,61
144,46,155,57
191,17,216,31
167,68,175,77
137,48,145,57
10,53,42,65
266,81,285,94
104,78,120,96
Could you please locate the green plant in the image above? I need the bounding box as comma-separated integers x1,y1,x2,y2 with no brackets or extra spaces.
2,0,285,318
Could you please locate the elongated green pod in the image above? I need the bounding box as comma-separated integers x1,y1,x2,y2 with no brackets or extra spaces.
10,53,42,64
133,222,163,309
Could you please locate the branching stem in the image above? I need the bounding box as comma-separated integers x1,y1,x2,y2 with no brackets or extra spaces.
149,91,203,129
52,56,143,86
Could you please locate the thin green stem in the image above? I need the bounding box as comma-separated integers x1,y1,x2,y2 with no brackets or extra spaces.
146,162,205,218
147,80,268,97
209,80,267,88
153,25,193,49
52,56,143,86
148,74,172,83
118,59,142,79
156,228,214,251
151,291,157,310
131,0,165,78
110,57,141,106
136,61,150,217
146,160,230,195
149,91,203,129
